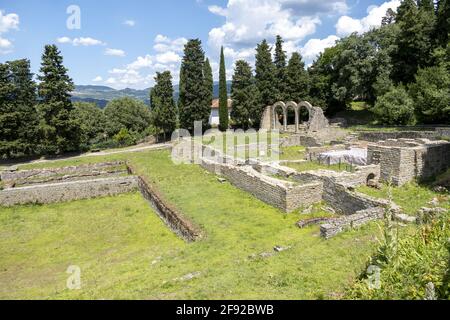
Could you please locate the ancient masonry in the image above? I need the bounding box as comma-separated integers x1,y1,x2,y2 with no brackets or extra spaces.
0,161,202,242
367,138,450,186
198,143,391,238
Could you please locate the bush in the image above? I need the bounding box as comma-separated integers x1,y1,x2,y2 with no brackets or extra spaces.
373,86,415,125
104,97,152,136
113,128,136,147
347,210,450,300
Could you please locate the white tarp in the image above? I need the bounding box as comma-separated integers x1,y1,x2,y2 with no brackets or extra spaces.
318,148,368,166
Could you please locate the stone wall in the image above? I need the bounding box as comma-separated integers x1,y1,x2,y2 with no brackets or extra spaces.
320,207,385,239
0,176,138,207
358,131,441,142
127,164,203,242
201,159,322,212
367,139,450,185
0,161,126,187
321,179,388,214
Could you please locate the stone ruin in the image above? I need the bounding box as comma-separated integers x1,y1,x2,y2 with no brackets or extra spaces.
367,138,450,186
260,101,349,145
0,160,203,242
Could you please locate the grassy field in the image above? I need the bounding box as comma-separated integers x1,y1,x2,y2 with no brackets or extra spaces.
357,182,450,215
285,160,353,173
279,146,306,161
0,149,383,299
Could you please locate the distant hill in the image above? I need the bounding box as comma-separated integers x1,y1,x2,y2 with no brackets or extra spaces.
71,82,232,108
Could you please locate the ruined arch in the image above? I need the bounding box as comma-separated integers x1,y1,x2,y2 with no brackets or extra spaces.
272,101,287,131
285,101,299,133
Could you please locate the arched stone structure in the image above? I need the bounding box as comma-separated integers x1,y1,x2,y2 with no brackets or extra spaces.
261,101,329,133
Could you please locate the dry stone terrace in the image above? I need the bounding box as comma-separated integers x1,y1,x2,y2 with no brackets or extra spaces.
1,101,449,240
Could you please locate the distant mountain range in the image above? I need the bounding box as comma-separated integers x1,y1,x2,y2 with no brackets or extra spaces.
71,82,232,108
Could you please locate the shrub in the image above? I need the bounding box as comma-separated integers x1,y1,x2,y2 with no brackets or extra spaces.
113,128,136,147
347,210,450,300
373,86,415,125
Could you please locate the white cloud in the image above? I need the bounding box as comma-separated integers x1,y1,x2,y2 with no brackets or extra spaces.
0,36,12,53
73,37,105,46
92,76,103,82
127,55,153,70
207,0,344,51
300,35,339,61
57,36,72,44
0,10,19,33
153,35,187,53
123,20,136,27
155,51,181,64
208,5,227,16
0,10,19,54
336,0,401,37
105,48,126,57
57,37,105,46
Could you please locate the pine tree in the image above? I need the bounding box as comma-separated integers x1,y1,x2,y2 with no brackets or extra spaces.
37,45,80,154
230,60,259,129
151,71,177,140
0,63,15,158
255,39,277,125
218,47,229,131
286,52,309,102
8,59,39,156
0,60,39,158
274,35,287,101
178,39,209,131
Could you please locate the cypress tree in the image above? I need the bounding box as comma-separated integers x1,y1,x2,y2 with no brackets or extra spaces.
286,52,309,102
178,39,209,131
151,71,177,140
230,60,259,129
37,44,80,154
204,58,213,108
255,39,277,125
218,47,229,131
274,35,287,101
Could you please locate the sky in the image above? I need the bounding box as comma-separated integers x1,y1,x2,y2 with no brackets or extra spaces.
0,0,401,89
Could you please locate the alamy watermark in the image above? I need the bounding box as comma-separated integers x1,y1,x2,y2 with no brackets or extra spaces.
66,5,81,30
66,265,81,290
170,121,280,165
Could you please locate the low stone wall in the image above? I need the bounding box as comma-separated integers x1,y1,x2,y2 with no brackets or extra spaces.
321,179,388,214
358,131,440,142
320,207,384,239
127,164,203,242
0,161,126,187
0,176,138,207
201,159,322,212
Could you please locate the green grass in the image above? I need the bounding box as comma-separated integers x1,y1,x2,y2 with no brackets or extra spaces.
286,160,353,173
357,182,450,215
279,146,306,161
0,149,382,299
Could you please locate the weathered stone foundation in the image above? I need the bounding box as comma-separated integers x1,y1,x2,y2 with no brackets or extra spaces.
0,176,138,207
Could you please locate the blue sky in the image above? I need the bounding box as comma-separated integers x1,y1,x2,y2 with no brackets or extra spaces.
0,0,400,89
